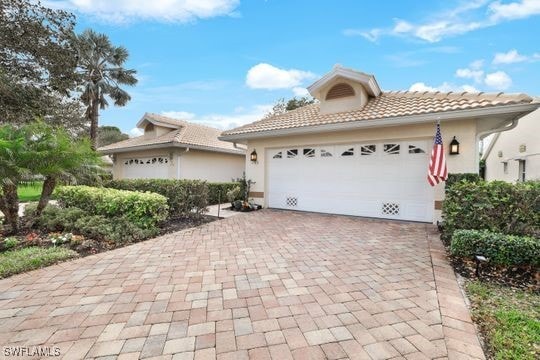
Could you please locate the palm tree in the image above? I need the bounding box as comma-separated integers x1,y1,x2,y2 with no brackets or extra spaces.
76,29,137,149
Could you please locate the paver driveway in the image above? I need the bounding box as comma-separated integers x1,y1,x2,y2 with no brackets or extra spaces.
0,210,484,359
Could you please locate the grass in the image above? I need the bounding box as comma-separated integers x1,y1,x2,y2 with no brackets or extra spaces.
0,246,78,278
17,181,43,202
466,280,540,360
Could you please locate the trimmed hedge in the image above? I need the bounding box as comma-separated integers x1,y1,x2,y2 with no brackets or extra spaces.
445,173,482,189
451,229,539,267
442,180,540,241
55,185,168,228
105,179,208,217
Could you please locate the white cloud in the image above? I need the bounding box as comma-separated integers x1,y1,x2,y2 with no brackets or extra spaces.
409,82,479,93
246,63,315,90
347,0,540,43
455,68,484,83
44,0,239,23
484,71,512,89
160,111,196,120
160,104,272,130
469,59,485,70
493,49,535,64
129,127,143,137
489,0,540,21
292,87,310,97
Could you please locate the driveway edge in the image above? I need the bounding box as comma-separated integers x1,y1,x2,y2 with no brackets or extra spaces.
427,227,486,360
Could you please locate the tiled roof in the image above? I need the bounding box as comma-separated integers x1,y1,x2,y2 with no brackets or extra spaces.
222,91,535,136
99,113,245,154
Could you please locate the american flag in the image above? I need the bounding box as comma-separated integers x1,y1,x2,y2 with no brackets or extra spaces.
427,123,448,186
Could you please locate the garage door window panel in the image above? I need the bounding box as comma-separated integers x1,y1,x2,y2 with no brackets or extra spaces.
383,144,400,155
303,148,316,158
287,149,298,158
272,151,283,159
361,145,376,156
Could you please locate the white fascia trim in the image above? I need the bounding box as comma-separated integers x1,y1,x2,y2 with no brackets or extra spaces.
220,103,540,142
99,142,246,156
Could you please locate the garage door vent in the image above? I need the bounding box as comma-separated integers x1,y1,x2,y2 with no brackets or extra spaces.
382,203,400,216
286,197,298,207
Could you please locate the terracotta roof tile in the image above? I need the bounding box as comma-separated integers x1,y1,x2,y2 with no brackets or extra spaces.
99,113,245,154
222,91,535,136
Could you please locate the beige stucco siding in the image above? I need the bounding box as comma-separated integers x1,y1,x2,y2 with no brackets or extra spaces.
178,149,245,182
111,148,245,182
245,119,478,222
485,110,540,182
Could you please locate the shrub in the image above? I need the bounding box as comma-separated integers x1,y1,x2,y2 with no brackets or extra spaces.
445,173,482,189
451,229,540,267
29,204,158,244
208,182,243,205
55,185,168,228
3,237,19,250
226,186,241,203
442,180,540,241
27,204,87,232
105,179,209,216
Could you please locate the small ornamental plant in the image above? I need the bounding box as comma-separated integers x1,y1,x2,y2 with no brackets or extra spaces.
48,233,73,247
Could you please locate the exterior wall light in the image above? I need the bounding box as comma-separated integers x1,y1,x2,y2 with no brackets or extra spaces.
449,136,460,155
250,150,258,162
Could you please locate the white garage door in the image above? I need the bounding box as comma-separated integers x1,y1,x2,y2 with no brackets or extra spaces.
123,156,170,179
268,140,434,222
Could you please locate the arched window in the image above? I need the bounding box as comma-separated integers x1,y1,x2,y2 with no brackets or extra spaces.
325,83,355,100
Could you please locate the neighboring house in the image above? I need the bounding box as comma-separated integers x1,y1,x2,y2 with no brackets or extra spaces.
220,65,539,223
483,109,540,182
99,113,245,182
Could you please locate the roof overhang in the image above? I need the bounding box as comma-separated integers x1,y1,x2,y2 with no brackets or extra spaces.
220,102,540,142
136,114,180,130
307,65,382,98
98,142,246,156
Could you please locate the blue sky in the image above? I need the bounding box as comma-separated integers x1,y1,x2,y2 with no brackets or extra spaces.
46,0,540,135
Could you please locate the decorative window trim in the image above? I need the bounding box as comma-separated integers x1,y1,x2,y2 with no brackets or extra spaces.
124,157,169,166
341,148,355,157
273,151,283,159
287,149,298,158
408,144,426,154
383,144,400,155
361,145,376,156
303,148,315,158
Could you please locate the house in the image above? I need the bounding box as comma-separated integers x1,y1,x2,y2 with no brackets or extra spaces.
99,113,246,182
483,109,540,182
220,65,539,223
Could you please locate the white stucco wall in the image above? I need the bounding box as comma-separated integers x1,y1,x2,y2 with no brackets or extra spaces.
485,110,540,182
111,148,245,182
243,119,479,223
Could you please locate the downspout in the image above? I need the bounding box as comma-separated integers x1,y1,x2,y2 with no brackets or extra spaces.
475,115,520,173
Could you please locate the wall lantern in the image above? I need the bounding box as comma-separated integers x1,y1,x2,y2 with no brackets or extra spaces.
449,136,460,155
250,150,258,162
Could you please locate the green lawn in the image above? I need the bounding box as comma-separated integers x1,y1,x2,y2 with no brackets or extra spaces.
466,281,540,360
0,246,78,278
17,182,43,202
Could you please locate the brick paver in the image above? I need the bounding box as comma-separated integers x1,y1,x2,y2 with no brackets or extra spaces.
0,210,485,359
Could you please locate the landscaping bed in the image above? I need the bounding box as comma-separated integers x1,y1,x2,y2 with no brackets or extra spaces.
441,176,540,359
0,184,218,279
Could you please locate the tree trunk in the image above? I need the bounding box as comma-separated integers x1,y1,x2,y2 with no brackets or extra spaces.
1,183,19,234
36,176,57,216
89,88,99,150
